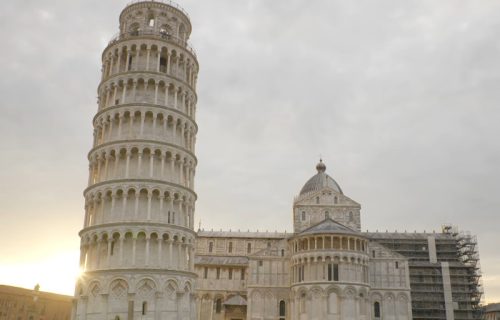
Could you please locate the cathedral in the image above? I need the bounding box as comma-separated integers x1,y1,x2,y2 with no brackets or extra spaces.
72,1,483,320
195,160,412,320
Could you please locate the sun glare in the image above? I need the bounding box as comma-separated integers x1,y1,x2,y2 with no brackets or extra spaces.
0,250,80,295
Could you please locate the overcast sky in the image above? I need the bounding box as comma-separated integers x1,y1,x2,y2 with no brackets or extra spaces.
0,0,499,303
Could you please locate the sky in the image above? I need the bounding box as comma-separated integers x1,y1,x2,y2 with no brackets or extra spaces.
0,0,499,303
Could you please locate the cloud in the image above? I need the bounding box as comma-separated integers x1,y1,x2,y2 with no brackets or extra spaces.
0,0,499,300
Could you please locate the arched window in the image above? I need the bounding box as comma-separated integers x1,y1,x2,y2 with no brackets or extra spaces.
148,14,155,27
110,241,115,255
325,211,329,219
114,316,120,320
328,292,338,314
228,242,233,253
349,211,354,221
279,300,286,318
127,55,133,71
334,196,338,204
327,263,339,281
374,301,381,318
215,298,222,313
159,57,167,72
300,293,306,313
301,211,306,221
129,23,140,35
142,301,147,315
281,249,285,256
209,242,213,253
298,265,305,282
247,243,252,253
359,294,366,315
179,23,186,41
160,24,172,35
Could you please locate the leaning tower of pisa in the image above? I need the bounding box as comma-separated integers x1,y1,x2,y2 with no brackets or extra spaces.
73,1,199,319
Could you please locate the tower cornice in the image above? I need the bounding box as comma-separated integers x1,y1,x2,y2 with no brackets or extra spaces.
98,71,198,99
88,139,198,163
79,221,197,237
84,178,197,199
93,103,198,130
103,33,197,61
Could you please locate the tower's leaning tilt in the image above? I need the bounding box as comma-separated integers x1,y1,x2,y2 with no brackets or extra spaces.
74,1,199,319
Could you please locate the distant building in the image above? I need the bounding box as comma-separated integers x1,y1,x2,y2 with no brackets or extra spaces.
484,303,500,320
0,285,72,320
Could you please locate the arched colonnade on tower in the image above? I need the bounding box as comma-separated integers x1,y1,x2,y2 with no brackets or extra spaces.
93,104,197,151
75,276,195,319
87,142,196,187
101,41,198,89
98,75,197,118
83,183,196,228
79,227,196,272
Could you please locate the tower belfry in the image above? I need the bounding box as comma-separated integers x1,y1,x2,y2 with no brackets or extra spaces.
74,1,199,319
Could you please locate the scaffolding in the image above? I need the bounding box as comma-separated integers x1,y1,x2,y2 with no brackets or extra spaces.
365,226,484,320
443,225,484,319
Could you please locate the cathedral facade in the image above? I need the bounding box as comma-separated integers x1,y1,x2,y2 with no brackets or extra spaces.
195,161,412,320
73,1,483,320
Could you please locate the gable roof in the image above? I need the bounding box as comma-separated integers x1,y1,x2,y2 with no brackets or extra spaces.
224,295,247,306
299,218,359,236
250,243,285,258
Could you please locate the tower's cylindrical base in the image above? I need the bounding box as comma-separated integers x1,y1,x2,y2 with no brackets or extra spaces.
74,270,197,320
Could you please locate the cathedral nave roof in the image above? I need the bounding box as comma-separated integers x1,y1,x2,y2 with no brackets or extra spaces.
298,218,359,236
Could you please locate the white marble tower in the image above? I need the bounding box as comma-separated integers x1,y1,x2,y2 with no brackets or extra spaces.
73,1,199,319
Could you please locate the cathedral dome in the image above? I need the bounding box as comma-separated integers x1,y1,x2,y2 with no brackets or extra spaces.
300,160,343,195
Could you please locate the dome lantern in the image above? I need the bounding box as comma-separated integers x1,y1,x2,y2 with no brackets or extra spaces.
299,160,343,195
316,159,326,173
